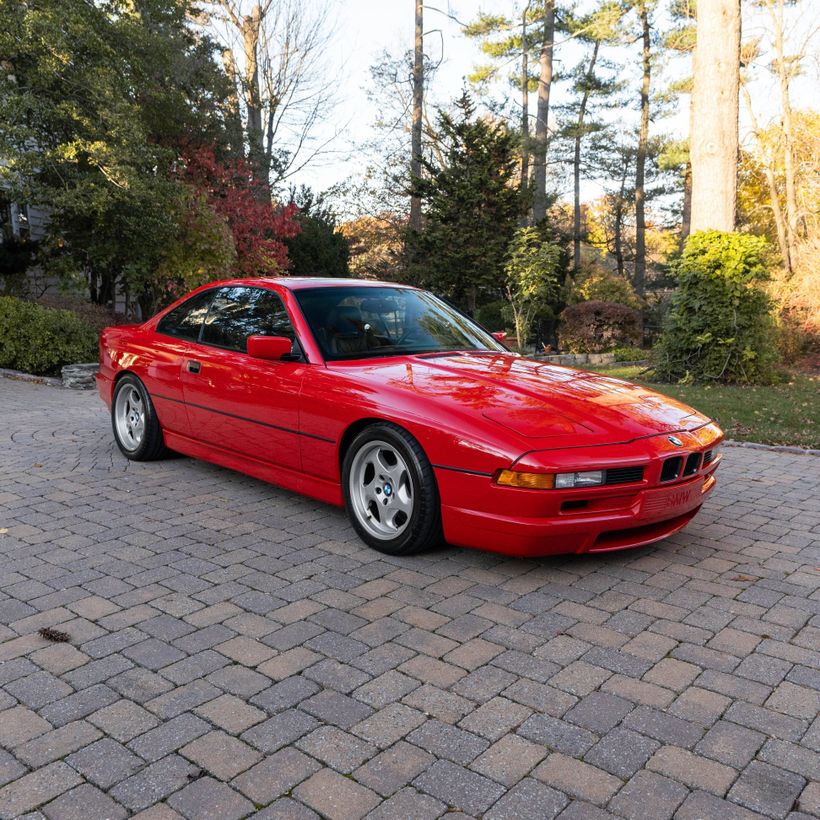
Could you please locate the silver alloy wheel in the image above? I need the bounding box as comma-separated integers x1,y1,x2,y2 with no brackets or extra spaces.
348,439,414,540
114,385,146,451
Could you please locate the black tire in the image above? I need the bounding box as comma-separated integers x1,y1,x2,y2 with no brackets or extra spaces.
342,422,443,556
111,374,168,461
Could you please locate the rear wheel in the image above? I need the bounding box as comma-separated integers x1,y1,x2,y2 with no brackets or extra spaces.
111,374,168,461
343,423,442,555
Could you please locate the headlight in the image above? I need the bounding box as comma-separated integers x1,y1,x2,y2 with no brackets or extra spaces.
496,469,606,489
555,470,604,489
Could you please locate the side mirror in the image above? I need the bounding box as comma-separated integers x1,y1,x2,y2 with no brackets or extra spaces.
247,335,293,361
491,331,508,342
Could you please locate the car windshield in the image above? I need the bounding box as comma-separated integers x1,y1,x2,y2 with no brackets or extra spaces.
294,285,506,361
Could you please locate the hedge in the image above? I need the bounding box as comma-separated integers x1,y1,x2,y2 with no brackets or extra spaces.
559,300,642,353
0,296,98,376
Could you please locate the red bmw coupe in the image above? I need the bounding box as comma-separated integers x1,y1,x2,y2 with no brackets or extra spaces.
97,278,723,557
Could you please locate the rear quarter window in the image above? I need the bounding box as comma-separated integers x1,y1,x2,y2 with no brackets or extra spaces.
156,290,215,341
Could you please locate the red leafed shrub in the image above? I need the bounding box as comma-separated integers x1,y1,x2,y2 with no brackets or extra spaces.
180,147,300,276
559,300,642,353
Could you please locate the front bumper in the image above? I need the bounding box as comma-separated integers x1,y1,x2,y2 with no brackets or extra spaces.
437,425,723,557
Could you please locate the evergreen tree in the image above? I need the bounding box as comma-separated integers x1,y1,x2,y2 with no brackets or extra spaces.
0,0,236,313
406,94,521,313
286,187,349,278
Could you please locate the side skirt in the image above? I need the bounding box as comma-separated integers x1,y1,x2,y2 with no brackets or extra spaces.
163,430,344,508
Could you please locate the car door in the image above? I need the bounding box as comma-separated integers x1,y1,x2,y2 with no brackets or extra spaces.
147,288,216,437
180,285,305,471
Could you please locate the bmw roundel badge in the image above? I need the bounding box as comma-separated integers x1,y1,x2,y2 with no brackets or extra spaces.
668,436,683,447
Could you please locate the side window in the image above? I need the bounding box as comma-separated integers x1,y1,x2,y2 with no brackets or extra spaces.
156,290,214,341
201,287,296,353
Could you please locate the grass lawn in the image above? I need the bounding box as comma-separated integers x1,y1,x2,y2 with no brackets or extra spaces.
587,365,820,449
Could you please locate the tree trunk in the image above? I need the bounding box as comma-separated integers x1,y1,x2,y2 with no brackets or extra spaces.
573,41,600,273
615,163,627,277
681,165,692,242
742,83,791,271
633,3,650,298
222,49,245,160
466,285,477,316
771,0,799,266
689,0,740,232
241,5,269,200
520,3,530,224
409,0,424,231
681,91,694,242
531,0,554,224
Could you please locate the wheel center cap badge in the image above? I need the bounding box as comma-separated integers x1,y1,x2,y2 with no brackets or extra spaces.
383,483,392,496
668,436,683,447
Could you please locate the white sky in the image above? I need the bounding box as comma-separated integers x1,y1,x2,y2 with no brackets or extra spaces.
290,0,819,205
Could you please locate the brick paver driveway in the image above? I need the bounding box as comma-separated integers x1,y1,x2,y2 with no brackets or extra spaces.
0,377,818,820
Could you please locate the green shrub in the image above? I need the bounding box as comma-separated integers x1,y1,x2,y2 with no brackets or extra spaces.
654,231,780,384
612,346,648,362
0,296,98,375
559,300,642,353
569,267,643,310
474,300,510,333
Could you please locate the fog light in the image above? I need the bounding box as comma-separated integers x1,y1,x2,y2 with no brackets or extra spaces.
555,470,604,489
496,470,555,489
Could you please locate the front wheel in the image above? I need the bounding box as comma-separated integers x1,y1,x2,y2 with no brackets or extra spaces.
111,374,168,461
342,422,443,555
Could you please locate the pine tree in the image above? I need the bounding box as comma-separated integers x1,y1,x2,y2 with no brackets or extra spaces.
407,94,521,313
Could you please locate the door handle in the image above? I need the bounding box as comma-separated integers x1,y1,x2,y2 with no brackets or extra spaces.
187,360,201,374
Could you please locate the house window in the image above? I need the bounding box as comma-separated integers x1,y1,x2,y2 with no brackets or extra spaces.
0,199,11,243
17,204,30,239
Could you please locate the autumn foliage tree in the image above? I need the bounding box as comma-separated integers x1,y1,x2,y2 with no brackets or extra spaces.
180,148,299,277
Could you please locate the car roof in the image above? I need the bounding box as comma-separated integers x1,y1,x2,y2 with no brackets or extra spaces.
211,277,415,291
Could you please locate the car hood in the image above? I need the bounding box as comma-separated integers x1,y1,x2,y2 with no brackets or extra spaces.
341,352,710,448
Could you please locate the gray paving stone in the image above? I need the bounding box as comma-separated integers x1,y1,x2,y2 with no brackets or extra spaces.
352,702,425,748
250,675,319,713
179,730,261,780
563,691,633,734
301,689,373,729
294,768,381,820
407,719,489,766
128,713,210,762
622,705,704,748
4,671,73,709
414,759,506,816
758,739,820,781
364,786,445,820
485,778,569,820
232,747,321,805
39,684,119,727
584,727,660,779
88,699,160,743
146,679,222,719
727,760,806,819
0,761,83,818
608,770,689,819
167,776,253,820
66,737,144,789
675,790,767,820
354,740,434,797
518,714,598,757
241,709,319,753
110,754,199,811
724,702,808,742
0,748,27,788
15,721,103,768
695,720,766,769
296,725,377,773
41,782,128,820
